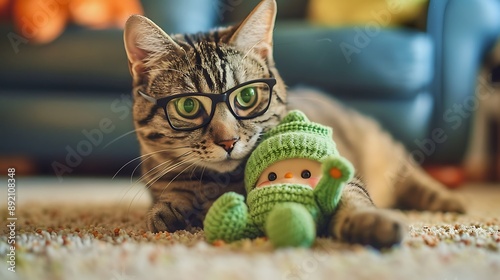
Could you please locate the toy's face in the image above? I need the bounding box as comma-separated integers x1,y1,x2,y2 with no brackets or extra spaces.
256,158,322,188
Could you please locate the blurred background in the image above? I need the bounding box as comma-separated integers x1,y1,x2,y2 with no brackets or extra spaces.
0,0,499,186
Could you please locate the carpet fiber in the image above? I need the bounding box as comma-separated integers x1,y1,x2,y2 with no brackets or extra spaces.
1,179,500,280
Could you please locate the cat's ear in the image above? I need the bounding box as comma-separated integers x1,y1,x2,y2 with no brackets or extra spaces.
124,15,182,82
229,0,277,59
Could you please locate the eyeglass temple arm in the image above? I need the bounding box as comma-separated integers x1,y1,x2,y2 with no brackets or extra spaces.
137,90,158,105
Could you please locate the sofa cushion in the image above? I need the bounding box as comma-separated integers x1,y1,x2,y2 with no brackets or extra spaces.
0,26,131,92
273,23,434,100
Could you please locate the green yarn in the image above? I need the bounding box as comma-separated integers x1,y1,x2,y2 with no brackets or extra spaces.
246,184,320,231
245,110,338,194
204,192,265,243
204,192,249,243
204,110,355,248
315,155,355,216
266,203,316,248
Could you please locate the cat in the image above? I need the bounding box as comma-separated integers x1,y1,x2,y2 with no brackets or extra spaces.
123,0,465,249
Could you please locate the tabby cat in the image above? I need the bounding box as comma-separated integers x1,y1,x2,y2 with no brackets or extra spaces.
123,0,465,249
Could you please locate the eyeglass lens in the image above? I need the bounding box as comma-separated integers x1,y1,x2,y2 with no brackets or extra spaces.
165,82,271,130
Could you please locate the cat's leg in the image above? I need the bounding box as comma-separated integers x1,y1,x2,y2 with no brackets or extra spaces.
287,89,465,213
147,190,205,233
329,177,405,249
394,162,466,213
346,116,467,214
147,180,245,233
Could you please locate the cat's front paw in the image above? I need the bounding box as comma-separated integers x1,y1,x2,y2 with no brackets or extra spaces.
147,201,193,233
340,209,405,249
401,185,466,214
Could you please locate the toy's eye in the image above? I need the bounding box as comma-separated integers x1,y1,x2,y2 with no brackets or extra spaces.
301,170,311,179
268,172,277,181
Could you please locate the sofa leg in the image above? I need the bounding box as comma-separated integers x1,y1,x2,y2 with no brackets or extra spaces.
496,121,500,181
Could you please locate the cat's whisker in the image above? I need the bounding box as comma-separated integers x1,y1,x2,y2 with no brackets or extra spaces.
125,161,183,207
113,145,190,180
156,159,200,201
134,152,194,191
116,151,181,208
116,151,192,208
188,160,203,179
168,159,200,187
145,158,196,195
135,150,192,186
112,148,176,180
139,160,179,189
199,166,207,183
103,127,147,150
139,159,199,205
143,155,195,190
118,150,192,208
129,147,191,183
129,153,158,183
189,164,199,180
130,156,197,210
118,163,169,208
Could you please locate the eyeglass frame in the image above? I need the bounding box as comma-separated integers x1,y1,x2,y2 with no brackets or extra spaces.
137,78,277,131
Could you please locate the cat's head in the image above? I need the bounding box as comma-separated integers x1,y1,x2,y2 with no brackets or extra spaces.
123,0,287,173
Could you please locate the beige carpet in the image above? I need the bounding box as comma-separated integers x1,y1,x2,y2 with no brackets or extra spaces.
1,178,500,280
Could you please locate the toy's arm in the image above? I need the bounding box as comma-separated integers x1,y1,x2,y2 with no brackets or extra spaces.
204,192,260,243
241,218,262,240
313,155,355,216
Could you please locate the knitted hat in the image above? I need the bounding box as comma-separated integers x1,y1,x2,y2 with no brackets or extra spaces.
244,110,338,193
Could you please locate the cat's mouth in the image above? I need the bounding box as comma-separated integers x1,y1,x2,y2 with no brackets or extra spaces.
196,135,258,172
213,151,247,163
216,142,252,161
201,157,244,173
200,145,251,171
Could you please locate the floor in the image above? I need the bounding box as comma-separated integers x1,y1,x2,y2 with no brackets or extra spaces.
1,177,499,280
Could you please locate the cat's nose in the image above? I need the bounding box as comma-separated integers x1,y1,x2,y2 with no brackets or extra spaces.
217,138,239,153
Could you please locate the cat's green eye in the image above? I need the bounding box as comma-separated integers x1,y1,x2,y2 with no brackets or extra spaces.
235,87,258,109
174,97,201,119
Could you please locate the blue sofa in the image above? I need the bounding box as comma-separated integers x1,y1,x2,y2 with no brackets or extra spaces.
0,0,499,176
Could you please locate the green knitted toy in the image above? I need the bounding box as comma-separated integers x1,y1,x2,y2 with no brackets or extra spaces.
204,110,354,248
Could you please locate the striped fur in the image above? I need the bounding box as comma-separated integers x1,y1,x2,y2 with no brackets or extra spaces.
124,0,465,248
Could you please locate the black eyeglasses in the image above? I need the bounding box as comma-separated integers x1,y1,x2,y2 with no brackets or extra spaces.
138,78,276,131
